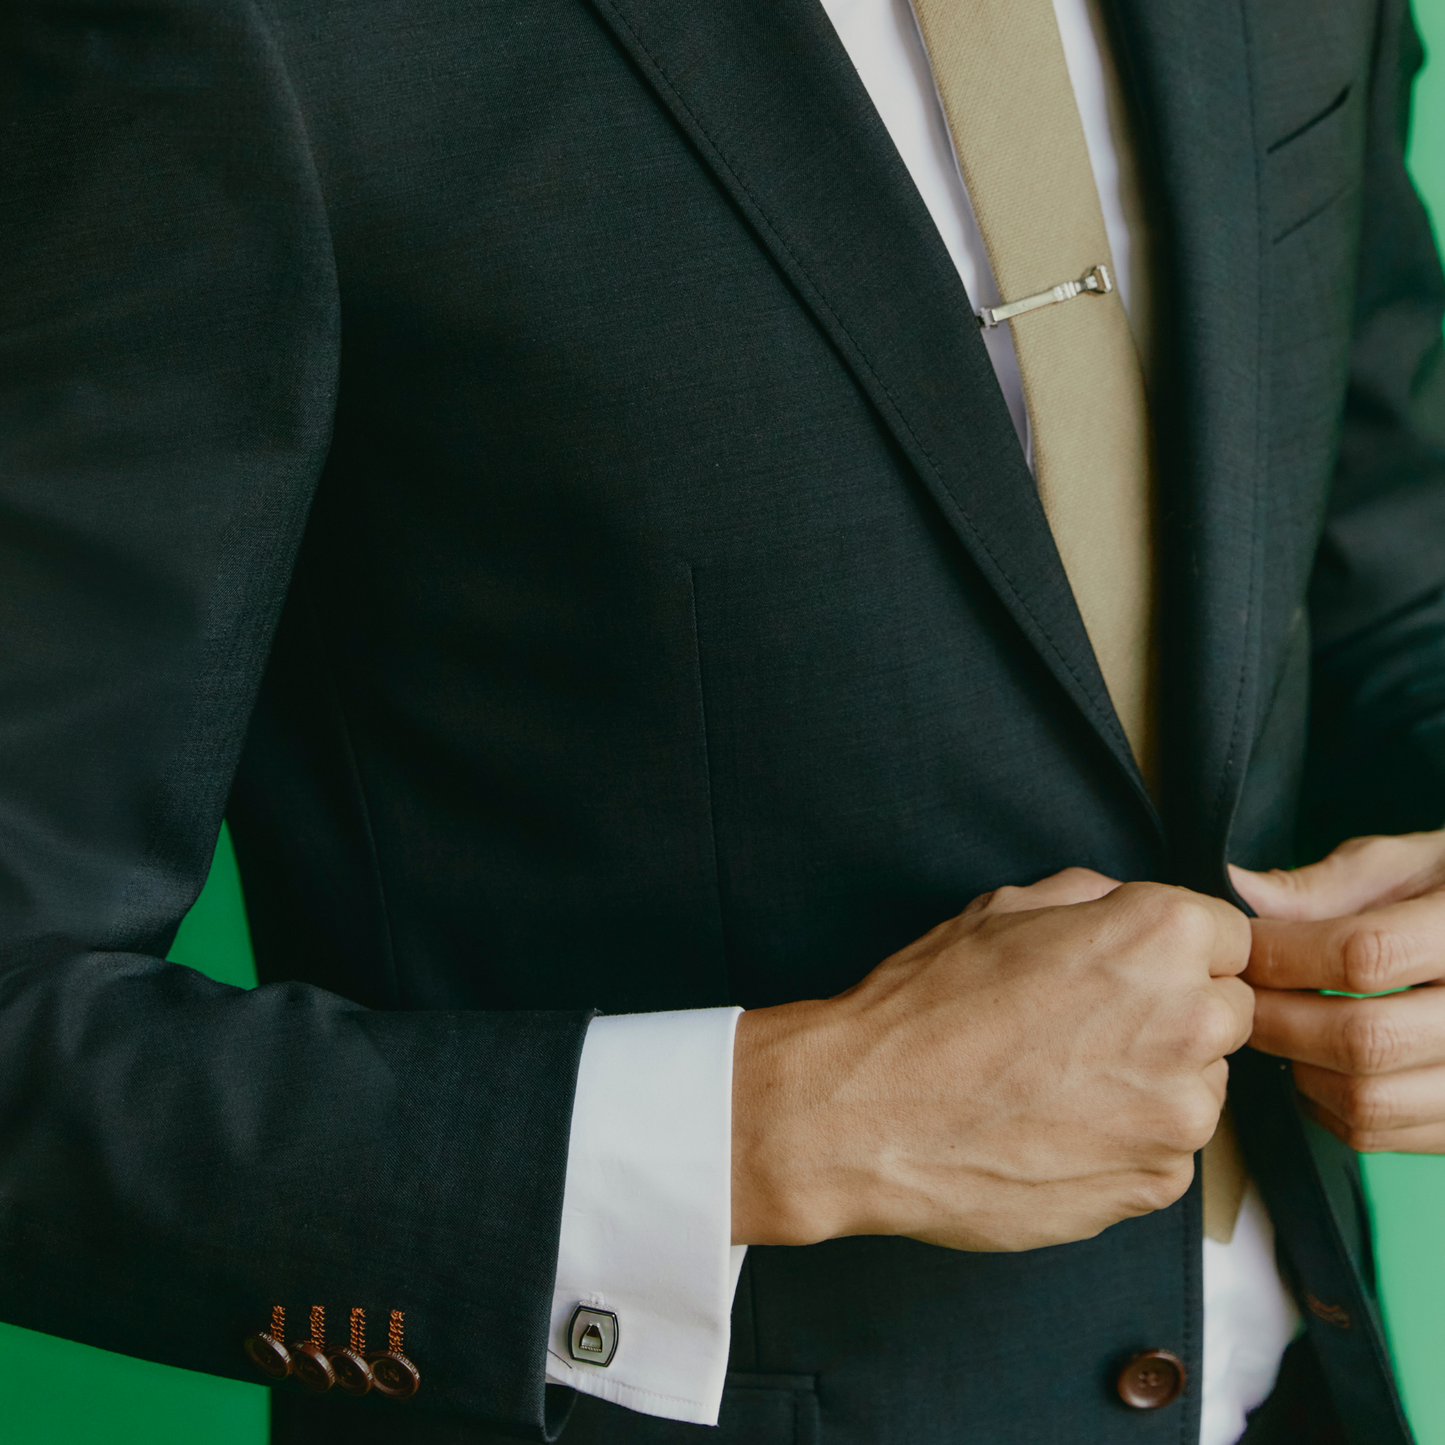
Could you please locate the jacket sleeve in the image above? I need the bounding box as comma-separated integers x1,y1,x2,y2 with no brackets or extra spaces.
0,4,586,1438
1302,0,1445,852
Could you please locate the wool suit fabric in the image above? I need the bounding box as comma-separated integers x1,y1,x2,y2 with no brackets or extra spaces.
1,0,1444,1441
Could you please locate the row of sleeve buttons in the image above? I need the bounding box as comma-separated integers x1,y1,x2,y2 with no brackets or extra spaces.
244,1304,420,1399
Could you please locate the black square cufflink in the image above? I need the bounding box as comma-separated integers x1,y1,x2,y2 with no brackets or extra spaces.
567,1304,619,1367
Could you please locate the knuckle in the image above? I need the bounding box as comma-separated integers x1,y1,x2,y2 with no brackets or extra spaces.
964,887,1001,915
1340,927,1404,994
1170,1095,1223,1154
968,883,1034,918
1133,1162,1195,1214
1181,991,1239,1059
1337,1076,1395,1131
1337,833,1385,866
1201,1011,1241,1061
1151,889,1214,950
1260,865,1304,894
1337,1009,1404,1075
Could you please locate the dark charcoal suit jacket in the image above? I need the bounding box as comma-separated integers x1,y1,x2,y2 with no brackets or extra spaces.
3,0,1445,1440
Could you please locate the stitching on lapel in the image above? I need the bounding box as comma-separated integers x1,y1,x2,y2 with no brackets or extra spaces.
592,0,1137,767
1216,0,1269,856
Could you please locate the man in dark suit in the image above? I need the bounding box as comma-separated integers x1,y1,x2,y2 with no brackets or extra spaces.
3,0,1445,1441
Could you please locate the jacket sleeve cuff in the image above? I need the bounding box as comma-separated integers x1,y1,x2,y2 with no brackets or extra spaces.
545,1006,746,1426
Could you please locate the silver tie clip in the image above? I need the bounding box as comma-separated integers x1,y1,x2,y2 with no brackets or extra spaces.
977,262,1112,329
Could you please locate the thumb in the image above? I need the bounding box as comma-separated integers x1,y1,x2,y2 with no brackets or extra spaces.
1229,839,1426,922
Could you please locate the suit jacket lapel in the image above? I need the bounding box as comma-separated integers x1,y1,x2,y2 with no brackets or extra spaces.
1106,0,1267,885
586,0,1155,813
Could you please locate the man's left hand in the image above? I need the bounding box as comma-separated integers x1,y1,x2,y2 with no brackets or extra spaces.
1231,831,1445,1153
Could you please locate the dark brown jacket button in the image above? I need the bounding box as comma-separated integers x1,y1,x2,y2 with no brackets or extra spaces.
1117,1349,1185,1409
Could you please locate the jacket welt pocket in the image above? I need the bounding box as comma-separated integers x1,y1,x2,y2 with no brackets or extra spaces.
717,1372,819,1445
1263,82,1362,244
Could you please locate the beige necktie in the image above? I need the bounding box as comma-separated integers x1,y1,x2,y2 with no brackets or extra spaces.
912,0,1157,780
913,0,1249,1241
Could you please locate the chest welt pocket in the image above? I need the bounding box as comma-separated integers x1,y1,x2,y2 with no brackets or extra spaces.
1263,82,1365,243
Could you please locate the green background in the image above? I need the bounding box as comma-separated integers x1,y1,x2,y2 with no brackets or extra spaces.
8,7,1445,1440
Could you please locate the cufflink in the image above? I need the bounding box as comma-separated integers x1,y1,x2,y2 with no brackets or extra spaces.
568,1305,619,1367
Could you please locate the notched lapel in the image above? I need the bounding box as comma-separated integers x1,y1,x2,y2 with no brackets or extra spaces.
585,0,1153,804
1106,0,1268,877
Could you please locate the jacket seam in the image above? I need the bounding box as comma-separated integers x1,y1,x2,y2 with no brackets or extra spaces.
685,563,736,1006
299,573,403,1006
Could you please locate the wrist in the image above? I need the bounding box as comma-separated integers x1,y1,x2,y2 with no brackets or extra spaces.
730,997,871,1247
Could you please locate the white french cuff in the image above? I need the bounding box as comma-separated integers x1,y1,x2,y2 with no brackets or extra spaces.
546,1006,747,1426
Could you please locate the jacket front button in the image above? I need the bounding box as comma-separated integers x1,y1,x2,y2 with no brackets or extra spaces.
1116,1349,1185,1410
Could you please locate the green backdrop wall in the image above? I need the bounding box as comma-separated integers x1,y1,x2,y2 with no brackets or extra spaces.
8,7,1445,1440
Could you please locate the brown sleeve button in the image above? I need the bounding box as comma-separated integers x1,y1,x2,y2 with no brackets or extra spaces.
331,1308,375,1395
330,1346,373,1395
245,1305,292,1380
291,1340,337,1393
1117,1348,1186,1410
368,1309,421,1400
370,1351,421,1400
291,1305,336,1393
243,1331,292,1380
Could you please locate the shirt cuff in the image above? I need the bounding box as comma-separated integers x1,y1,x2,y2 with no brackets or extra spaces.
545,1006,746,1426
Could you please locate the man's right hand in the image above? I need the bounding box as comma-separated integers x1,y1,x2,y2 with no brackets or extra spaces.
730,868,1253,1252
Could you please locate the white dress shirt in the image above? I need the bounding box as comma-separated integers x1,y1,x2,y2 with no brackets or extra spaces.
545,1008,746,1424
545,1,1301,1440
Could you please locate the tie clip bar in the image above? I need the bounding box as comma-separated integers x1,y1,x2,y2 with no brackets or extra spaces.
977,262,1112,329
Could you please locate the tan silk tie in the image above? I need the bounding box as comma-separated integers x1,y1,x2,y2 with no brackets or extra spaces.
913,1,1250,1241
912,0,1157,780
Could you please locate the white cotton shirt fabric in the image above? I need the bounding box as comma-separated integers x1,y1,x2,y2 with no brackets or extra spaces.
546,1008,745,1424
1203,1184,1305,1445
545,0,1301,1437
